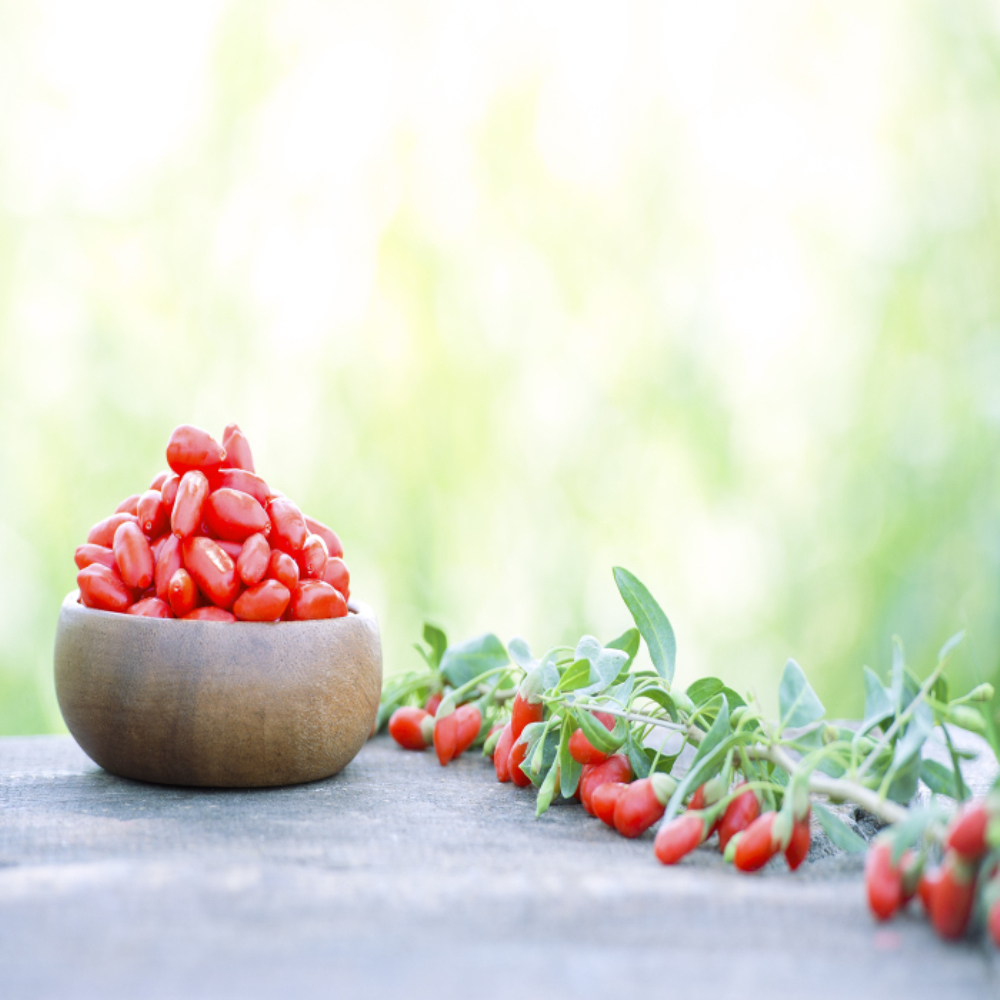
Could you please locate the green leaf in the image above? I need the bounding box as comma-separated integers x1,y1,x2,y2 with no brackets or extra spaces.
607,627,640,671
627,733,650,779
602,673,635,707
778,659,826,730
862,666,893,733
721,687,746,710
938,630,966,664
536,756,560,816
507,636,539,676
422,623,448,669
690,694,731,766
574,708,626,754
635,685,678,721
613,567,677,682
559,718,582,798
813,804,867,854
687,677,724,706
920,758,970,799
556,659,592,693
574,635,628,693
440,633,509,688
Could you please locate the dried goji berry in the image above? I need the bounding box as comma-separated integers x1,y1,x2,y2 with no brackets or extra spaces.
389,706,434,750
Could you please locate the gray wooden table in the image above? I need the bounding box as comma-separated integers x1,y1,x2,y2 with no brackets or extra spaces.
1,734,998,999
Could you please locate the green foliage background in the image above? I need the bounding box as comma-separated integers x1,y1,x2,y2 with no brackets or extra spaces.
1,1,998,734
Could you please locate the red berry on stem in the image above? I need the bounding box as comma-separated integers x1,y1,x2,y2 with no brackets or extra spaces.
784,813,811,871
717,784,760,853
579,754,633,814
424,692,443,716
733,812,779,872
930,852,976,941
508,739,532,787
511,692,543,740
389,707,433,751
614,778,667,838
592,782,629,827
568,711,615,766
654,813,706,865
434,712,459,766
945,801,989,863
493,723,514,782
865,839,903,921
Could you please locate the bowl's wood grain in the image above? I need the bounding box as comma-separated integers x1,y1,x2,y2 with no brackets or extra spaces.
53,592,382,787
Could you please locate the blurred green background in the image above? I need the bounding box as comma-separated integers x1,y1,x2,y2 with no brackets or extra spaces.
1,0,998,735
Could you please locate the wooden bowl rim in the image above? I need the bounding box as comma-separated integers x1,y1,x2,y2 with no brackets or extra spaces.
60,590,375,627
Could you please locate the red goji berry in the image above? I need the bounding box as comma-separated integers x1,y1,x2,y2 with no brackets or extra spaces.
568,711,616,766
221,424,255,473
171,471,210,539
389,706,433,750
203,488,270,543
181,536,240,610
989,894,1000,948
212,468,271,507
237,533,270,586
511,692,544,740
78,564,132,613
424,692,443,716
592,782,629,827
614,775,675,838
233,580,291,621
87,512,139,548
493,722,514,782
267,549,300,591
183,607,236,622
268,497,309,553
784,812,811,871
74,544,116,572
945,800,989,863
733,812,779,872
113,521,154,591
136,490,169,539
717,784,760,853
154,535,183,601
454,704,482,756
305,516,343,559
918,867,941,916
930,852,976,940
166,424,226,476
116,494,141,516
167,569,200,618
508,738,532,787
434,712,460,765
149,471,170,491
289,580,347,620
160,474,180,511
865,839,903,921
322,556,350,598
127,597,173,618
579,754,633,815
654,813,707,865
298,534,329,580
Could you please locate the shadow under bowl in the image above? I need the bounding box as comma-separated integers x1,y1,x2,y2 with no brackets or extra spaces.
53,591,382,788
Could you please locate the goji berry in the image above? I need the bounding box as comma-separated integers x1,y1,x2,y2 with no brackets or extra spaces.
654,813,707,865
154,535,183,601
181,536,240,609
221,424,255,473
434,711,459,765
204,488,270,543
511,692,544,740
171,471,210,539
212,468,271,507
127,597,173,618
389,706,433,750
268,497,309,553
945,800,989,863
784,812,811,871
298,533,329,579
508,738,532,787
161,474,180,511
183,607,236,622
233,580,291,621
322,556,350,598
568,711,616,766
305,516,343,559
717,784,760,853
136,490,169,539
424,692,443,716
78,563,132,613
592,781,629,827
989,894,1000,948
733,812,779,872
579,754,633,814
87,512,139,548
113,521,154,591
268,549,300,591
149,471,170,491
167,569,199,618
166,425,226,476
290,580,347,620
74,544,116,572
214,539,243,560
864,839,903,921
237,533,270,586
613,774,675,838
116,494,141,516
930,852,976,940
454,704,482,756
918,867,941,916
494,723,514,782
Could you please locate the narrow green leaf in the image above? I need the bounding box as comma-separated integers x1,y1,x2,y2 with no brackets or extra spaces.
556,659,592,693
690,694,731,766
938,630,966,664
536,757,559,816
613,567,677,682
574,708,626,754
635,685,678,721
920,758,970,799
721,687,746,710
813,804,867,854
778,659,826,730
422,623,448,669
627,734,650,779
559,718,582,798
440,633,509,688
686,677,724,706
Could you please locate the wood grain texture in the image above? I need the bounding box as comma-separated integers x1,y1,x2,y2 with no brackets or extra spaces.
53,592,382,787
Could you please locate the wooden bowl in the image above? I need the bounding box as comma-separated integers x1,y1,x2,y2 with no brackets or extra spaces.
53,591,382,787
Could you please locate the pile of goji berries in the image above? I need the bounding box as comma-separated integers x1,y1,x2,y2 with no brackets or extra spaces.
389,689,813,873
74,424,351,622
866,796,1000,944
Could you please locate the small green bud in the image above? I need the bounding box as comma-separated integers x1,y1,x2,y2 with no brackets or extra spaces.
964,682,995,703
673,691,695,715
947,705,987,735
651,773,678,806
730,706,746,726
822,723,839,745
